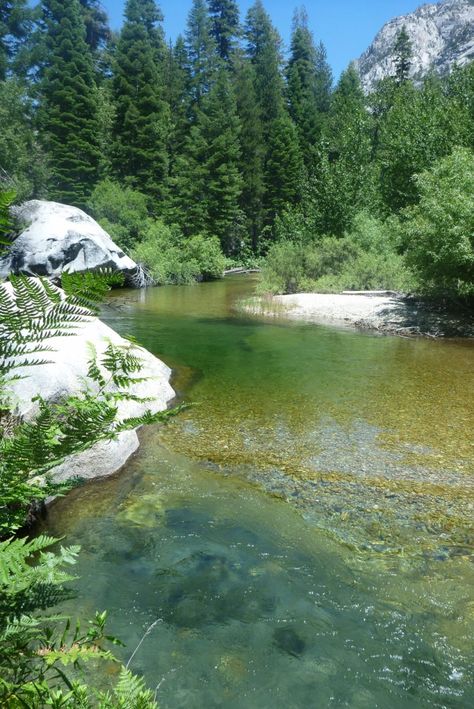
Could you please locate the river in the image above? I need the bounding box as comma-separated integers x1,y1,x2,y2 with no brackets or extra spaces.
45,275,474,708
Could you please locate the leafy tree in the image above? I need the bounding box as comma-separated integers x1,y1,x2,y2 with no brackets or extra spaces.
393,24,412,85
38,0,101,207
402,147,474,298
286,8,332,160
376,76,469,212
87,179,151,249
132,220,225,284
112,0,170,203
185,0,217,108
208,0,240,61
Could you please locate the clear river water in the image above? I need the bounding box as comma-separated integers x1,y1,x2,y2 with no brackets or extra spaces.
45,275,474,708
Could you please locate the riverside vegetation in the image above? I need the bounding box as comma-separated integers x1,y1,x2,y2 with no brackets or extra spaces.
0,193,172,705
0,1,473,298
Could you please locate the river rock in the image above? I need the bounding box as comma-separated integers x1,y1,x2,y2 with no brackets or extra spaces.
0,200,137,282
5,286,175,483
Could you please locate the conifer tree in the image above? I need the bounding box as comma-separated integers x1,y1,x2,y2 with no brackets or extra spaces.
245,0,285,130
264,114,303,226
172,70,243,254
286,8,330,161
393,25,412,85
235,55,265,251
112,0,170,203
0,0,32,79
78,0,110,52
165,35,190,169
208,0,240,61
186,0,217,108
39,0,100,207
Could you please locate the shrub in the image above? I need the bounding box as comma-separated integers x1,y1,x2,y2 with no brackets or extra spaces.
132,221,225,285
402,147,474,299
87,179,151,250
260,212,415,294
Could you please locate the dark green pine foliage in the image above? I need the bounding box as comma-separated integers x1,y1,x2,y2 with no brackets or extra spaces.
78,0,110,52
165,35,190,168
208,0,240,61
39,0,100,207
234,55,265,251
186,0,217,108
286,8,330,161
245,0,285,131
393,25,412,84
173,70,243,254
0,0,32,79
264,113,303,227
112,0,170,204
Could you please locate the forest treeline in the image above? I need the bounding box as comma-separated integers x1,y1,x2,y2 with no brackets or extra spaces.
1,0,474,297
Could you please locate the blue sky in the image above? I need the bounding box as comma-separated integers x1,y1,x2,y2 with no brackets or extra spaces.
102,0,438,78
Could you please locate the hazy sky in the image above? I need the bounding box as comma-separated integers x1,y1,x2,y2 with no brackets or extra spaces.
102,0,436,77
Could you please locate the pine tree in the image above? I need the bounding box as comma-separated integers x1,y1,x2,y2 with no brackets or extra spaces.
39,0,101,207
78,0,110,52
264,114,303,226
393,25,412,85
286,8,331,161
112,0,170,204
208,0,240,61
0,0,32,79
234,55,265,251
172,70,243,254
244,0,285,130
185,0,217,108
165,35,190,171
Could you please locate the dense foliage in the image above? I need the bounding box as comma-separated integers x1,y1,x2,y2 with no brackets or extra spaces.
0,1,473,293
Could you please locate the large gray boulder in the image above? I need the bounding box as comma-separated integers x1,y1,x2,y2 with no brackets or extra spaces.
6,292,175,482
0,200,138,282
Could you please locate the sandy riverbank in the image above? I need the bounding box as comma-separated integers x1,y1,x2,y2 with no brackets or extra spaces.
244,291,474,338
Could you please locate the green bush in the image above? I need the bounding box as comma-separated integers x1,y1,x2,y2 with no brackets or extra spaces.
402,147,474,299
259,212,415,294
132,221,225,285
87,179,151,250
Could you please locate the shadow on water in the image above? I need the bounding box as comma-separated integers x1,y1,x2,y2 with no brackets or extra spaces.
44,276,474,708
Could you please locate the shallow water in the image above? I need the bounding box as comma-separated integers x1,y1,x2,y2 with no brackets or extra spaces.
45,276,474,707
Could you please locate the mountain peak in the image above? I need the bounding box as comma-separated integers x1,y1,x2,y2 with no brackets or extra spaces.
355,0,474,92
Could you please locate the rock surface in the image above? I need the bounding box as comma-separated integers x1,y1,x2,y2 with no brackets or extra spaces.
0,200,138,282
245,292,474,338
7,303,175,483
355,0,474,93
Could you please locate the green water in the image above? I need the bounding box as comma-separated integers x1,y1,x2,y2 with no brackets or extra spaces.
45,276,474,707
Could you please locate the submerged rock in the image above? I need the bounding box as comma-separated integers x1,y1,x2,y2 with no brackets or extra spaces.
0,200,139,283
272,627,306,657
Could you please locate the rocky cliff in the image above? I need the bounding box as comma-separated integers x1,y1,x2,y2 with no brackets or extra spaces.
355,0,474,92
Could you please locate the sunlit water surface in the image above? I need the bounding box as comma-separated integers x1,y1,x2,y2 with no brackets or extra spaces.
45,276,474,707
